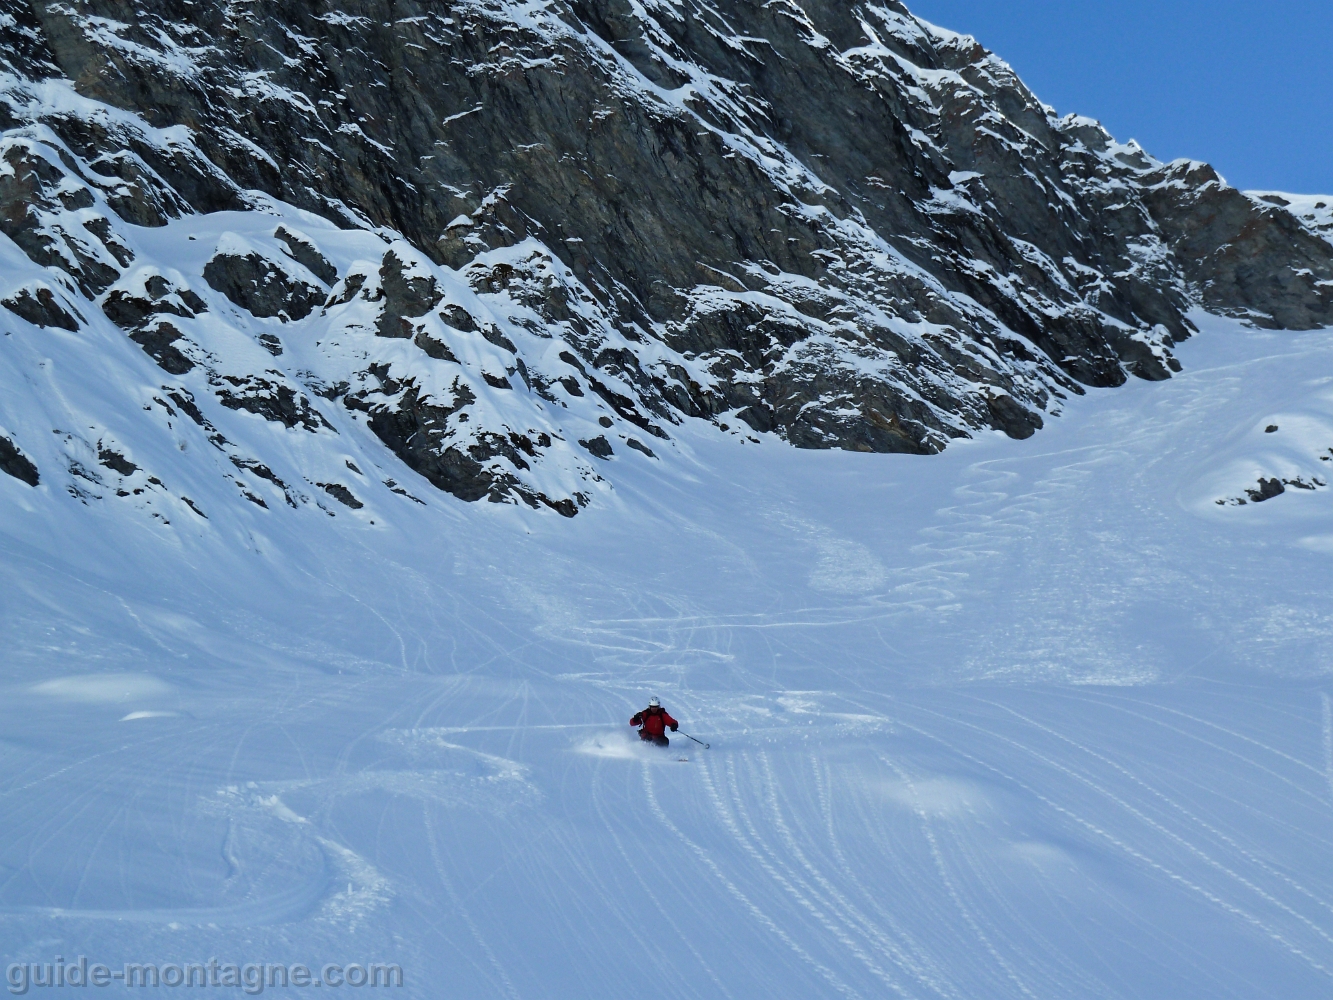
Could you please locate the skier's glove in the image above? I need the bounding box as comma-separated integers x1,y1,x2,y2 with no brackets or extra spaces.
671,724,678,732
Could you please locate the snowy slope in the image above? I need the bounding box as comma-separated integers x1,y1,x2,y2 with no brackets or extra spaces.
4,313,1333,998
5,0,1333,995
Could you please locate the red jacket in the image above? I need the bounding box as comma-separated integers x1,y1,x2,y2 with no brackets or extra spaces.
631,706,678,737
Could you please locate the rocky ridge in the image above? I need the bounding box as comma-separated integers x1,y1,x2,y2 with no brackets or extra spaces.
1,0,1330,517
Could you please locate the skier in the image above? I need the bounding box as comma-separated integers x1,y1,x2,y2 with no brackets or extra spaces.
630,697,678,747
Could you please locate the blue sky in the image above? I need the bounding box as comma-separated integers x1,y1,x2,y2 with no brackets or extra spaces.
905,0,1333,194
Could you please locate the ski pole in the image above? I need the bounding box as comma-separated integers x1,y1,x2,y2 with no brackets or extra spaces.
678,731,710,749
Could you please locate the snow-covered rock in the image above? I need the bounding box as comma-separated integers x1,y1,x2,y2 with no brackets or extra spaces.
2,0,1331,518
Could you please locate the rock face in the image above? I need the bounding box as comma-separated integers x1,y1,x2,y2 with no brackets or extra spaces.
1,0,1331,515
1142,163,1333,329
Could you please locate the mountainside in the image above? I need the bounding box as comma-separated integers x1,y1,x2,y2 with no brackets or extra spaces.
2,0,1332,517
6,5,1333,997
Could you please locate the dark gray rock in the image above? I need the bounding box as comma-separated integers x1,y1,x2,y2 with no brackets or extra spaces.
97,445,137,477
204,250,322,321
625,438,656,458
160,388,207,427
3,284,80,330
129,321,194,375
345,376,580,514
214,375,331,431
81,217,134,266
14,0,1174,455
0,142,121,296
1247,477,1286,503
102,277,207,373
274,226,338,285
1140,161,1333,329
0,433,39,486
318,482,363,509
85,150,183,228
103,280,204,329
413,330,459,362
230,455,297,507
376,250,442,339
985,393,1043,441
580,435,614,459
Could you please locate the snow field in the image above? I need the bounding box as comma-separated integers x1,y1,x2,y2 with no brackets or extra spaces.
2,315,1333,997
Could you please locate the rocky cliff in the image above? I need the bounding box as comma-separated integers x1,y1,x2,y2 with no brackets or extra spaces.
2,0,1330,516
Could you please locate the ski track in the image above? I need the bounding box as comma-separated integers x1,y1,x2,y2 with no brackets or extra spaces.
643,765,864,1000
759,752,957,1000
889,710,1333,982
1324,693,1333,804
880,755,1042,1000
977,698,1333,925
422,806,520,1000
809,755,961,1000
588,762,736,1000
716,753,913,998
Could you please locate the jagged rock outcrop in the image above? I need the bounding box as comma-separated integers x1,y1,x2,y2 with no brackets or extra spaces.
0,432,39,486
0,0,1330,516
102,271,207,373
1140,163,1333,329
204,238,325,322
3,281,79,329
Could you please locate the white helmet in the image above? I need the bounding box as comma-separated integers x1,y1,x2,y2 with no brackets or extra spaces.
648,696,660,708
